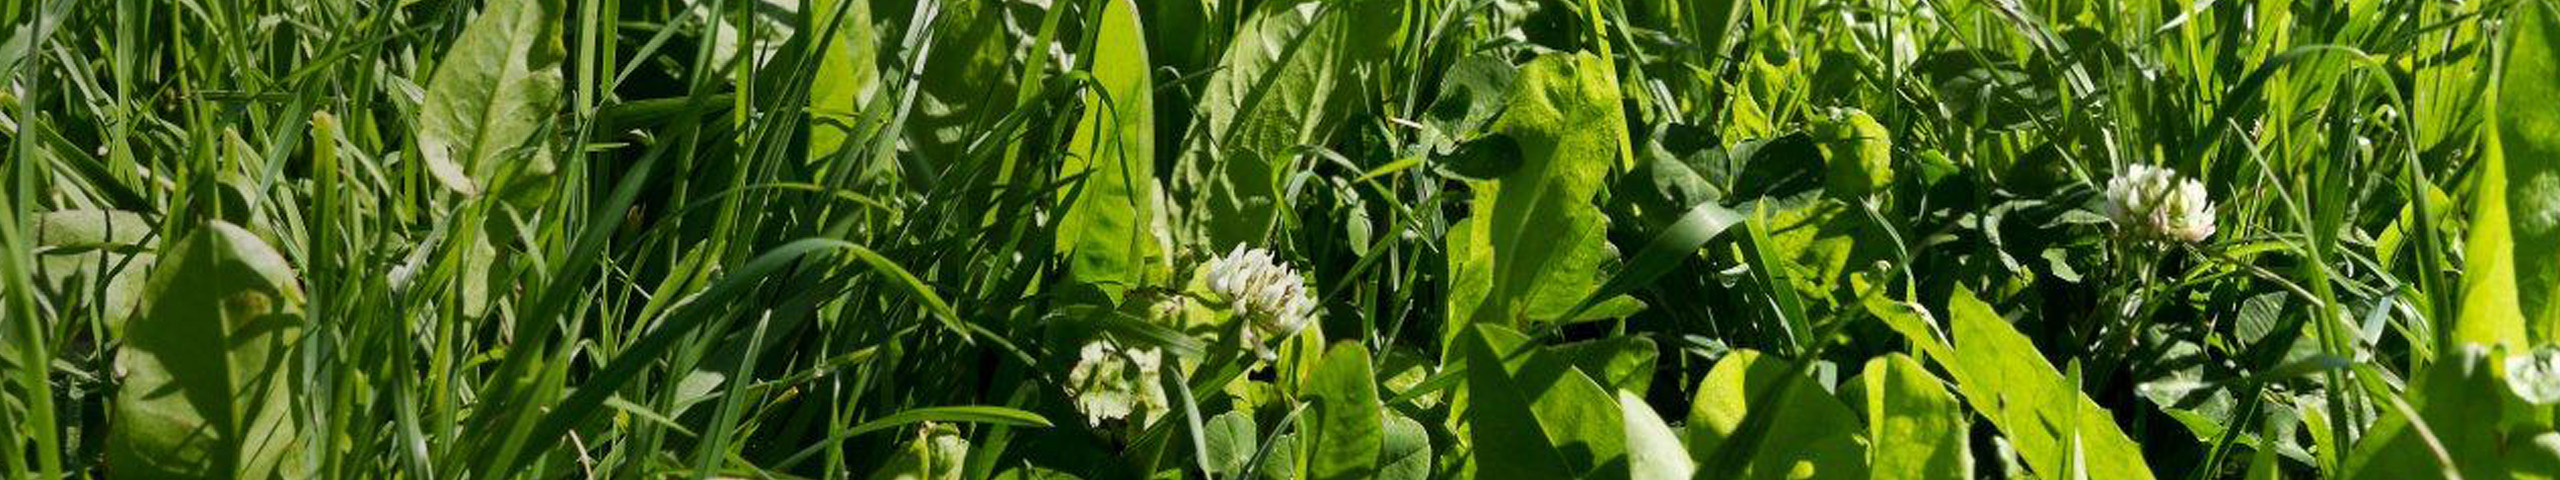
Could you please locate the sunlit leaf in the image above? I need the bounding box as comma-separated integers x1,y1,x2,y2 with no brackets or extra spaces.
1619,390,1694,480
1445,52,1644,342
2495,0,2560,342
1940,288,2156,480
1685,349,1866,480
1850,354,1970,480
1056,0,1166,297
807,0,875,161
415,0,563,196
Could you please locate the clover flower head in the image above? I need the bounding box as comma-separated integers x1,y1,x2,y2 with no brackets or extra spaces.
2105,164,2216,244
1205,244,1317,358
2508,346,2560,405
1064,340,1169,428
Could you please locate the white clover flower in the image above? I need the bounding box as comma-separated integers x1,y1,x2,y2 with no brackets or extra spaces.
2105,164,2216,244
2508,346,2560,405
1064,340,1169,428
1204,244,1317,358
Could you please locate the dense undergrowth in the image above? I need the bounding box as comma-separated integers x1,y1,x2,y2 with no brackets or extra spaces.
4,0,2560,478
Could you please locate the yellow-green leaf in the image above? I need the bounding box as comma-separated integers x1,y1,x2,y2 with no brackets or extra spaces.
1942,287,2156,480
1685,349,1867,480
1620,390,1695,480
1444,53,1644,344
2495,0,2560,343
1852,354,1970,480
807,0,875,161
1056,0,1165,297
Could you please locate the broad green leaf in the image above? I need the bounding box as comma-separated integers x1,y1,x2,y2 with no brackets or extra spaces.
1459,324,1598,479
1757,199,1865,303
1176,0,1404,247
1619,391,1695,480
2304,399,2344,478
1056,0,1165,297
1377,413,1432,480
1850,354,1970,480
2056,362,2088,480
868,422,970,480
1722,81,1775,141
2457,134,2533,350
1257,433,1301,480
1812,108,1893,199
107,222,308,480
2244,417,2287,480
1420,54,1519,151
1685,350,1867,480
31,209,154,332
1445,53,1644,341
416,0,563,196
807,0,875,161
1549,335,1659,396
1204,411,1259,475
1861,293,1953,361
1377,348,1441,408
33,209,152,247
2344,346,2538,479
2496,0,2560,343
1941,287,2156,480
1299,342,1383,480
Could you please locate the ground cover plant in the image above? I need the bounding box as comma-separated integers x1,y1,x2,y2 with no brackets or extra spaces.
4,0,2560,477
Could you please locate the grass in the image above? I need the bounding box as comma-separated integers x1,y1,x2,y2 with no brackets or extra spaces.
3,0,2557,478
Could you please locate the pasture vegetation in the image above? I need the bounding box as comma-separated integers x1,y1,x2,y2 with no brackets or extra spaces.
6,0,2560,477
